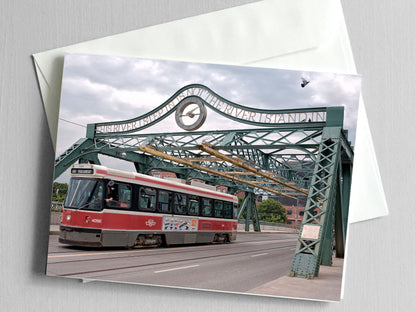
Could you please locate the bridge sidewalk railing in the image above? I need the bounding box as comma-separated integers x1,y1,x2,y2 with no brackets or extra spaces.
238,219,298,233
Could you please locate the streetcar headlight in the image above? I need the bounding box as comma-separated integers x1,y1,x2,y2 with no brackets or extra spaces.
66,214,71,221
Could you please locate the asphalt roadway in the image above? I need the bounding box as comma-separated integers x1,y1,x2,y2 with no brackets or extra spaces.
46,231,343,301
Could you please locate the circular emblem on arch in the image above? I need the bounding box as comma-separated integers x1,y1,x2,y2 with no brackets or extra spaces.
175,96,207,131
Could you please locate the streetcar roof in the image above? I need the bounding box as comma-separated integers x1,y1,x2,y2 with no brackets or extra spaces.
70,164,238,202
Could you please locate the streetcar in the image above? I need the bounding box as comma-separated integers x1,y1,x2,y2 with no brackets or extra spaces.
59,164,239,247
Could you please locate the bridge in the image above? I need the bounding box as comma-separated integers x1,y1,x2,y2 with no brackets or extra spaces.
54,84,353,279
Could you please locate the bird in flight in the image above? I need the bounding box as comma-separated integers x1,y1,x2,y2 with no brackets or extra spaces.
301,77,310,88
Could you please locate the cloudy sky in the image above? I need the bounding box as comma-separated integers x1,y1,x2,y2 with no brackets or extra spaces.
55,53,361,182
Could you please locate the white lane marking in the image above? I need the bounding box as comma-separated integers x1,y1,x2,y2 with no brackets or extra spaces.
154,264,200,274
250,253,269,257
48,250,145,258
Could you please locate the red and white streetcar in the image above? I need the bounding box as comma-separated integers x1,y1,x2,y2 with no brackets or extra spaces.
59,164,238,247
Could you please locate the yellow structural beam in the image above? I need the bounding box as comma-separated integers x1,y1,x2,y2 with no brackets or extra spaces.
196,142,309,196
182,157,223,162
223,172,295,183
139,145,297,199
222,171,257,175
250,181,294,185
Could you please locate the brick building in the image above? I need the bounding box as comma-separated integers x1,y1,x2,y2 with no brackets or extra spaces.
269,195,307,229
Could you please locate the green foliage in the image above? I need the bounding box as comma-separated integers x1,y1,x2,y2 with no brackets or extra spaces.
257,198,287,223
52,182,68,202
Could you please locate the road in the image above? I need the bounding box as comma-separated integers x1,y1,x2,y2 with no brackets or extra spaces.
47,233,298,293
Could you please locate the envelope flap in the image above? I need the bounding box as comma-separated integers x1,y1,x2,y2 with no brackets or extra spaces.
34,0,338,76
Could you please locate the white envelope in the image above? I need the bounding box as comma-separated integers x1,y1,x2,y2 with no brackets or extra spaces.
32,0,388,223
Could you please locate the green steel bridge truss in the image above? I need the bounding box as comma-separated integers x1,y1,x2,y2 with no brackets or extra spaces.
54,84,353,279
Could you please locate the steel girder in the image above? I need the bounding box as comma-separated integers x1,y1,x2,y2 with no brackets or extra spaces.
89,84,328,136
54,140,253,191
83,127,322,190
290,126,352,279
55,128,322,192
237,192,260,232
54,127,331,207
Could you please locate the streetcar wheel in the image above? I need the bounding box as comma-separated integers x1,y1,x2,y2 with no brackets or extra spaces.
133,234,163,247
224,234,230,243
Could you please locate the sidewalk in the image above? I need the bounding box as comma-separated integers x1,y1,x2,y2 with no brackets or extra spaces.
247,257,344,301
237,230,298,234
49,225,60,235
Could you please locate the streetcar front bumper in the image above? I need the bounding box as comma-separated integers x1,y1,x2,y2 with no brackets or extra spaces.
59,225,103,247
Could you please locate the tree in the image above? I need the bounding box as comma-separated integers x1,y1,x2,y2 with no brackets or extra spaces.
257,198,287,223
52,182,68,202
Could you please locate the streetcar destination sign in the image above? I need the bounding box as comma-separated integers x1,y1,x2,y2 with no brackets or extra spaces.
71,168,94,175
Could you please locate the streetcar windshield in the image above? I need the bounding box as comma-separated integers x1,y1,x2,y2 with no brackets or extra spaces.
64,178,104,211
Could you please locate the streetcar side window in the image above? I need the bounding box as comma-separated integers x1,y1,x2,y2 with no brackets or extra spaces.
233,203,238,219
201,198,213,217
214,200,224,218
157,190,172,213
88,181,104,211
188,195,200,216
106,182,132,210
223,202,233,219
173,193,187,215
139,187,156,212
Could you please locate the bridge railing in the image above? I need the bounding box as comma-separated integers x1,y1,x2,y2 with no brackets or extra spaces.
238,219,298,233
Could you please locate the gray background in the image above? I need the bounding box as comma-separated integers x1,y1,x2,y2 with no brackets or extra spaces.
0,0,413,311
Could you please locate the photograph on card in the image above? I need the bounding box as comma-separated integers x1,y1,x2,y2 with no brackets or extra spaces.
48,53,361,301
